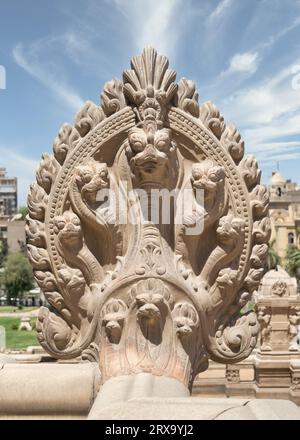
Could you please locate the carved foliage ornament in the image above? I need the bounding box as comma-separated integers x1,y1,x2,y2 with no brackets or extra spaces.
26,47,270,388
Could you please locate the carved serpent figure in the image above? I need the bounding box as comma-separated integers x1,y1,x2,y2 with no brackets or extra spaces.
26,47,270,388
54,210,104,284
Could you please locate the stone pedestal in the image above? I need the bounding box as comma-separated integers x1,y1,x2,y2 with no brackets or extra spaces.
18,317,32,331
255,267,300,403
290,360,300,404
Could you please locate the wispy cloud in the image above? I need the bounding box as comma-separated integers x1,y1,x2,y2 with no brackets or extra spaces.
221,61,300,163
13,42,84,111
208,0,234,23
112,0,184,57
260,16,300,50
223,51,259,75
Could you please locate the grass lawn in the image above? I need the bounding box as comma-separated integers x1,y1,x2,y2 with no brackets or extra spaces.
0,317,38,350
0,306,39,314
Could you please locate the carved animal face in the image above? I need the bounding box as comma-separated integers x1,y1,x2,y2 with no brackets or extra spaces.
271,281,287,296
126,123,176,184
136,292,164,320
172,303,199,338
191,162,224,189
102,299,127,344
217,215,245,245
75,162,109,205
58,267,85,298
191,161,225,206
54,211,82,246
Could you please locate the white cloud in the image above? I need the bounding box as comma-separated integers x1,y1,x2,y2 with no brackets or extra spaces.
13,43,84,112
208,0,234,23
113,0,183,57
226,51,259,75
220,61,300,162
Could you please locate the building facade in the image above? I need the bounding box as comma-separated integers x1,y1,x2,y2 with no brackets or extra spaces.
0,168,17,217
269,171,300,259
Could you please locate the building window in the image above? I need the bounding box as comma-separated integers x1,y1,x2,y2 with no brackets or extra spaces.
276,187,282,197
288,232,294,245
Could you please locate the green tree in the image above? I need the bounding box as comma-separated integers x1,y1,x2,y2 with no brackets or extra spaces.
0,239,8,267
18,206,29,220
2,253,34,305
266,240,281,270
286,245,300,279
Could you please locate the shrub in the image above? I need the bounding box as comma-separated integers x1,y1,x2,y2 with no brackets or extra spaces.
11,322,18,330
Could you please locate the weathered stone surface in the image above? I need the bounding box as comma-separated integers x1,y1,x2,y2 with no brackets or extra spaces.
0,363,100,417
88,396,300,420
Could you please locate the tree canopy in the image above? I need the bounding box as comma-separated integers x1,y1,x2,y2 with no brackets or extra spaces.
1,253,34,304
286,245,300,279
18,206,29,220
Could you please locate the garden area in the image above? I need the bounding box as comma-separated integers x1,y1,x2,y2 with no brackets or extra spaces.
0,316,38,350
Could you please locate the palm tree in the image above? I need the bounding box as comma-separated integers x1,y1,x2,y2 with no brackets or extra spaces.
285,245,300,280
266,240,281,271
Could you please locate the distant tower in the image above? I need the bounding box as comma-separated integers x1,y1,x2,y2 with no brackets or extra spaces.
269,170,300,259
0,168,17,217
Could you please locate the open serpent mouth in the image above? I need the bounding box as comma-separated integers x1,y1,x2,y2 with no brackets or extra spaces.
140,156,158,172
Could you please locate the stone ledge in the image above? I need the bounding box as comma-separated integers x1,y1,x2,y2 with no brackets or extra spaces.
88,397,300,420
0,363,100,417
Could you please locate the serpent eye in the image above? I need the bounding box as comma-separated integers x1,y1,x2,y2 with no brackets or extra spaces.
132,141,144,152
100,170,108,178
56,220,65,230
73,217,81,226
156,140,167,151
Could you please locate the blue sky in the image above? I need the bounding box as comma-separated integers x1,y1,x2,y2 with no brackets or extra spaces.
1,0,300,206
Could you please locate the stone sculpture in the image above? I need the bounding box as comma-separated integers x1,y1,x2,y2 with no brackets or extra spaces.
257,306,272,351
26,47,269,391
256,266,300,352
255,267,300,401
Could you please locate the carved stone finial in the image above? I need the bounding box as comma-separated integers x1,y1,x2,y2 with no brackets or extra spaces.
26,47,269,390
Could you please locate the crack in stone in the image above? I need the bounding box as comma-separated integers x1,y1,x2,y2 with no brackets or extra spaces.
210,400,251,420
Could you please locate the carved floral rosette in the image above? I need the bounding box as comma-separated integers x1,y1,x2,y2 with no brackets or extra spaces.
26,47,270,389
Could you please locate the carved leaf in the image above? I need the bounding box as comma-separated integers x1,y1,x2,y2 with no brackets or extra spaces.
253,217,271,244
123,47,177,121
27,183,48,221
251,185,269,218
239,155,261,189
177,78,199,117
221,124,244,164
44,291,65,311
53,124,80,164
199,101,225,139
214,312,259,361
25,216,46,247
244,268,264,293
75,101,105,137
101,79,126,116
250,244,268,268
36,154,60,194
36,307,72,351
34,271,57,292
27,245,50,270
